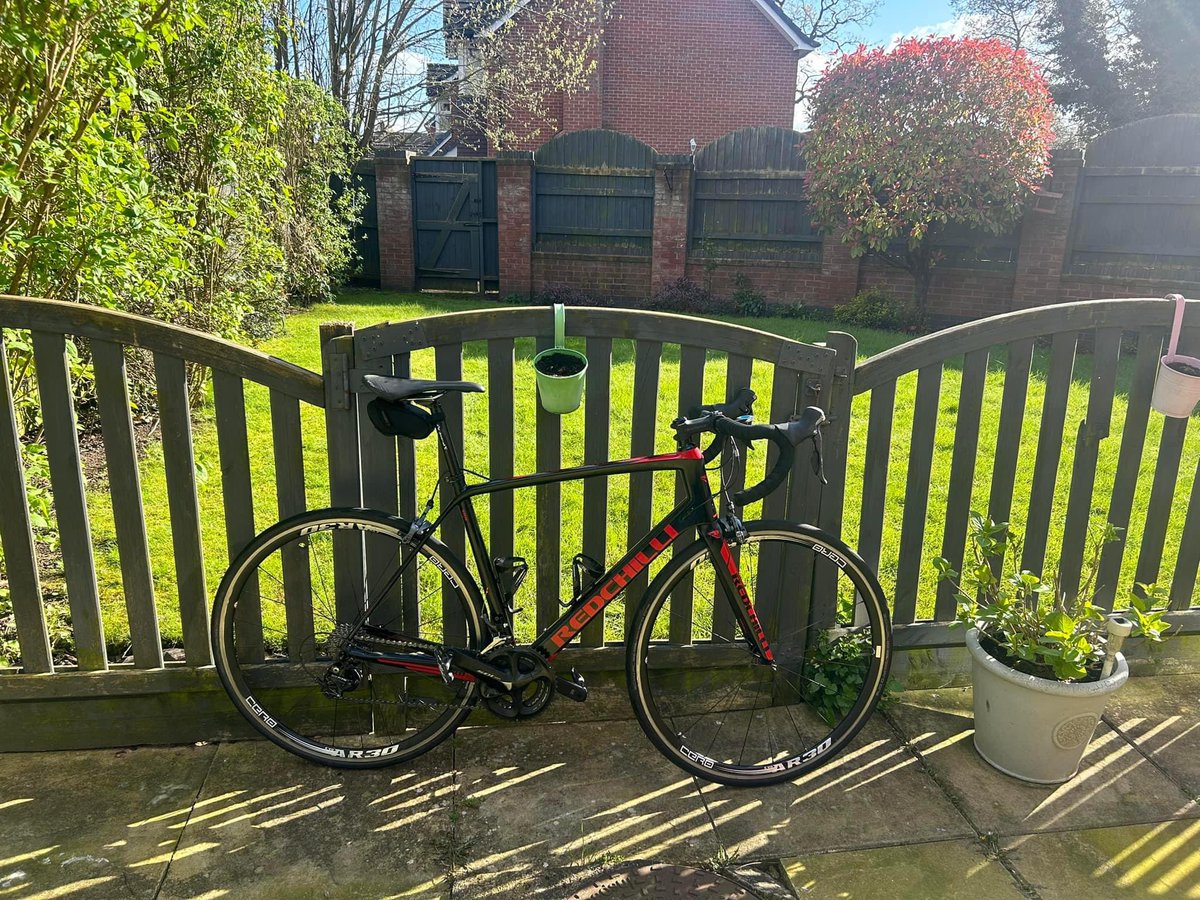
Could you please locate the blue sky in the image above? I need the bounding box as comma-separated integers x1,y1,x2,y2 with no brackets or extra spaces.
860,1,960,46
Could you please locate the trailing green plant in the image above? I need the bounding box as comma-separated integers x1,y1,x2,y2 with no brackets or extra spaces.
934,513,1171,681
834,287,921,331
800,626,902,725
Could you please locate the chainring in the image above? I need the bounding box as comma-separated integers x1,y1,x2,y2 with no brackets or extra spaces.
480,647,555,720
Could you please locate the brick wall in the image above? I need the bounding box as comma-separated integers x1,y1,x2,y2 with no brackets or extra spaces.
532,252,652,298
488,0,800,154
374,153,414,292
378,141,1193,320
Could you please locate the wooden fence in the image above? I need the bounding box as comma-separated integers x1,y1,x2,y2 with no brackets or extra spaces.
2,294,1199,749
532,130,657,257
1067,115,1200,282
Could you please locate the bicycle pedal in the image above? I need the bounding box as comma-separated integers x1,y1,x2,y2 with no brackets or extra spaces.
554,668,588,702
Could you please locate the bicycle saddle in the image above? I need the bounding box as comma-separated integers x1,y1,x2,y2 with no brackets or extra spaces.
361,374,484,401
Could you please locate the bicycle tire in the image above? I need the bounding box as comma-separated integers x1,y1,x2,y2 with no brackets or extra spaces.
211,508,484,768
627,521,891,786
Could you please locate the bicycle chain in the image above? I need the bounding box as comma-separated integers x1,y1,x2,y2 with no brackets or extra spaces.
302,624,469,713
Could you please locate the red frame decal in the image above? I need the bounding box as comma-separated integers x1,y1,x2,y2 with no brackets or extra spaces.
718,541,775,663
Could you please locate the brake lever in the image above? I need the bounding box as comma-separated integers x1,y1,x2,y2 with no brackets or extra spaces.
811,430,828,485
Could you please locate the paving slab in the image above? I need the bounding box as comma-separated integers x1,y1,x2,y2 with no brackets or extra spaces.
887,688,1200,837
1003,820,1200,899
783,838,1024,899
698,714,972,861
451,719,719,891
0,743,215,900
1102,673,1200,799
157,740,455,899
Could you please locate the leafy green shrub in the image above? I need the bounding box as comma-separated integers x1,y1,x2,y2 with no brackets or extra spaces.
730,273,767,317
833,288,920,331
935,514,1171,681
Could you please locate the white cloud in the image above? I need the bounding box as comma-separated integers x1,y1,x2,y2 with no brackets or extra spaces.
884,13,986,48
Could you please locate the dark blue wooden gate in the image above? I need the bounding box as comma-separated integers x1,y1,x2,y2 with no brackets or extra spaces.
412,158,498,291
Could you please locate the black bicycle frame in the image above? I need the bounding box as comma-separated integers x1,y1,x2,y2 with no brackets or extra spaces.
356,405,776,678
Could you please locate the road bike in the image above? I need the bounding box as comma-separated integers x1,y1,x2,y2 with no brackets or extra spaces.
211,374,892,786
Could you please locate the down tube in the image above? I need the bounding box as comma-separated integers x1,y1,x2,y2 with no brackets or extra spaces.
701,527,776,664
535,501,699,658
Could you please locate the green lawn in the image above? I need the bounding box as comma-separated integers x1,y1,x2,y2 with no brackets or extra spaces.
82,288,1199,654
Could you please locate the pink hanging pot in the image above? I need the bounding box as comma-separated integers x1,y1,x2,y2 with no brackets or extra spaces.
1151,293,1200,418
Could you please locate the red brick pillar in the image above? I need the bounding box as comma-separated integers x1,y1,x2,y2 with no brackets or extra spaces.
375,151,415,292
1011,148,1084,310
821,227,862,307
651,155,692,296
497,153,534,298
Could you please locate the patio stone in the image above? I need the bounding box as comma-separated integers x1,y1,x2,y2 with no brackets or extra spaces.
886,688,1200,837
1102,673,1200,798
451,719,720,885
0,743,215,900
782,838,1024,899
157,740,455,899
698,714,973,861
1003,820,1200,899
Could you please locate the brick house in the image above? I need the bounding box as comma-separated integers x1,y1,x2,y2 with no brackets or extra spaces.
435,0,814,155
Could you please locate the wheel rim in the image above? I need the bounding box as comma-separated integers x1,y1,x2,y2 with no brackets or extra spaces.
633,529,888,780
215,517,480,761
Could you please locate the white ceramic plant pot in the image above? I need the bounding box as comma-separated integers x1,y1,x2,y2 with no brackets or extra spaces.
1151,354,1200,418
965,628,1128,784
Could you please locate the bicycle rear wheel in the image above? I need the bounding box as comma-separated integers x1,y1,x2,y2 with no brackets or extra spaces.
211,508,483,768
627,521,891,786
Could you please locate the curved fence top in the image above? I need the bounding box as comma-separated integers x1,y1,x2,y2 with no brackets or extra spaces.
354,305,838,372
694,126,805,174
854,297,1198,392
1085,114,1200,168
0,295,324,405
533,129,657,173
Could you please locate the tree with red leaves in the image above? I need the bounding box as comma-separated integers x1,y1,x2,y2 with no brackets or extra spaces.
805,37,1055,320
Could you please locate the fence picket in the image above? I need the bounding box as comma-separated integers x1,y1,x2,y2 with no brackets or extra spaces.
0,332,52,673
581,336,612,646
487,339,516,567
320,326,363,626
714,353,754,640
93,339,161,669
1021,331,1077,575
935,348,989,620
670,344,706,644
1135,416,1188,588
1058,327,1122,598
393,352,420,632
1170,456,1200,610
435,343,469,643
33,331,106,670
858,380,896,573
357,354,401,628
987,338,1034,529
625,339,661,634
893,363,942,624
213,371,262,664
1097,330,1162,605
269,389,313,660
534,334,563,633
755,364,801,640
155,352,210,666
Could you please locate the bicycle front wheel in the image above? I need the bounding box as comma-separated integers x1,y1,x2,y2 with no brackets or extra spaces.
212,508,484,768
628,521,891,786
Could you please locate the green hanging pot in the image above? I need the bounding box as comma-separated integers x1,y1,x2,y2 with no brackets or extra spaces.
533,303,587,414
